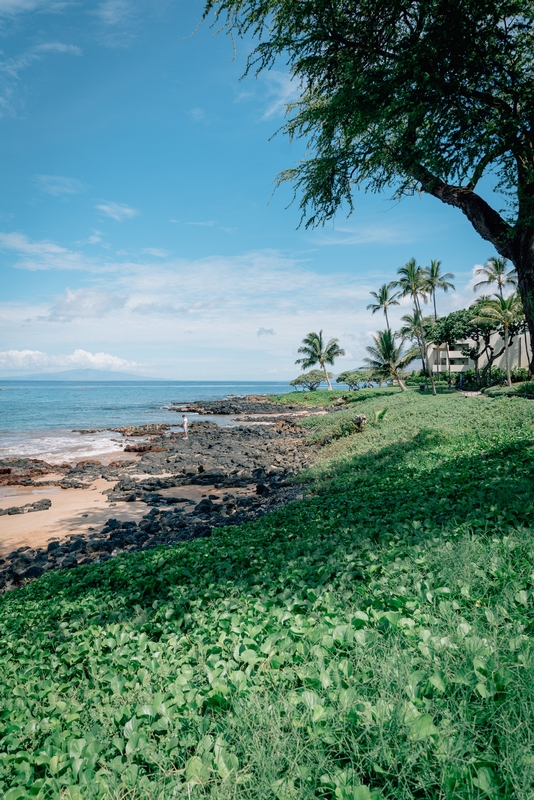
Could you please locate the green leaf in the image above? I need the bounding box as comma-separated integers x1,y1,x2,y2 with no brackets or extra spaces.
215,750,239,779
185,755,211,784
429,671,446,693
408,714,438,740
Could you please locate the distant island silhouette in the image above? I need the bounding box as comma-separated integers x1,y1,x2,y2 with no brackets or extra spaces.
0,369,158,382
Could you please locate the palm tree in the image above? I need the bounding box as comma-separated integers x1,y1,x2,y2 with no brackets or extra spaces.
399,309,425,367
426,260,455,319
363,330,418,391
394,258,437,395
474,256,517,298
295,330,345,390
473,293,524,386
367,283,400,331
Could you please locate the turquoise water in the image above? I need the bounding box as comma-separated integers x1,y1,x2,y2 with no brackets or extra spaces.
0,381,292,463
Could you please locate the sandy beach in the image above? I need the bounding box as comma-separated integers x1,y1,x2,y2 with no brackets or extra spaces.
0,398,314,589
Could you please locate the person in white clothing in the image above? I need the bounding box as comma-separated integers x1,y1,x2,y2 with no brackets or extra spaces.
182,414,189,439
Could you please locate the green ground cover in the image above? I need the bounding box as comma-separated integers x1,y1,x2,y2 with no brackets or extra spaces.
484,382,534,399
1,390,534,799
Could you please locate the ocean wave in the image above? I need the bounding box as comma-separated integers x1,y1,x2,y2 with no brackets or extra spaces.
0,430,125,464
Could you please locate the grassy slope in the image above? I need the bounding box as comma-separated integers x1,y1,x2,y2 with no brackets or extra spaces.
1,390,534,799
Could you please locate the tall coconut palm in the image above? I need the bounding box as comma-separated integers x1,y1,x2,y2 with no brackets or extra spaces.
363,330,418,391
295,330,345,390
426,260,455,319
366,283,400,331
474,256,517,298
394,258,436,395
399,309,426,371
473,293,524,386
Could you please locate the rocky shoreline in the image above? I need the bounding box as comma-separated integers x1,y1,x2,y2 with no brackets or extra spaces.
0,397,326,592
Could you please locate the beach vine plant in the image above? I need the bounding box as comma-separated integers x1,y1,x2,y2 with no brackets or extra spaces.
1,390,534,797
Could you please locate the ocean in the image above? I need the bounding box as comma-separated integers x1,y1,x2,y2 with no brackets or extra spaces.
0,380,293,463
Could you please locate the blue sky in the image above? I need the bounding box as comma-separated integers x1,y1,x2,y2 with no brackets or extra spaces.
0,0,502,378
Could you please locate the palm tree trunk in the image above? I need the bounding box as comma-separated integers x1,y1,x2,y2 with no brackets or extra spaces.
504,327,512,386
322,362,332,390
414,297,436,395
384,307,390,331
394,370,407,391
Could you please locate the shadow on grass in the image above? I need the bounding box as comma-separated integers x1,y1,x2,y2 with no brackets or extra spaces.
4,420,533,637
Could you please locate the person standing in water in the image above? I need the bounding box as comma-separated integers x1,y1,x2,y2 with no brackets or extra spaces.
182,414,189,439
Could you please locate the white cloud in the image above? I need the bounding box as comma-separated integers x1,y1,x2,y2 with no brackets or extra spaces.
257,327,276,336
262,71,300,120
141,247,170,258
0,231,95,271
93,0,139,48
46,287,127,321
96,201,139,222
0,348,137,372
189,107,206,122
186,220,214,227
0,1,68,17
0,41,81,117
85,231,104,245
316,221,418,246
95,0,133,26
33,174,85,197
132,299,220,316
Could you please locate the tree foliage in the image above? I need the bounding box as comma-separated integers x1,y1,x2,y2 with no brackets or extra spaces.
363,330,418,391
336,369,367,390
295,330,345,390
203,0,534,362
290,368,331,391
428,298,525,387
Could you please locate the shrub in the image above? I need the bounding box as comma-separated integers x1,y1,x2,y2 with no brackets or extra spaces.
290,369,331,391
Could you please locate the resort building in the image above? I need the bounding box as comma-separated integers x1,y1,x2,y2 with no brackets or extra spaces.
428,331,532,375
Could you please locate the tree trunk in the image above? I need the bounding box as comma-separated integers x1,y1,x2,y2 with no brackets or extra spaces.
414,297,436,395
504,327,512,386
395,372,407,391
384,307,390,331
322,362,332,390
411,165,534,372
511,233,534,373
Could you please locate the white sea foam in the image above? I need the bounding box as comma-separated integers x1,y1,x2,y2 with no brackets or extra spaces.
0,429,125,464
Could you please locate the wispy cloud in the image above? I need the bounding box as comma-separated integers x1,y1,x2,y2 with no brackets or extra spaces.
316,221,418,246
262,71,300,120
0,41,81,116
32,174,85,197
132,299,220,316
93,0,139,47
0,348,137,372
257,327,276,336
189,107,206,122
96,201,139,222
141,247,170,258
95,0,133,26
0,1,69,18
186,220,214,227
0,231,94,271
45,287,127,321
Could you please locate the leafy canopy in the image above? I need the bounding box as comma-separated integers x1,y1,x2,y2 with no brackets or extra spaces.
204,0,534,232
295,330,345,370
336,370,368,390
290,369,331,390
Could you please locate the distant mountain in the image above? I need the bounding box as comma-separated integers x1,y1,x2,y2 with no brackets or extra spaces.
1,369,159,381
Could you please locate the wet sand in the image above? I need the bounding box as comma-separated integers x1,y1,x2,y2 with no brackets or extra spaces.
0,479,255,558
